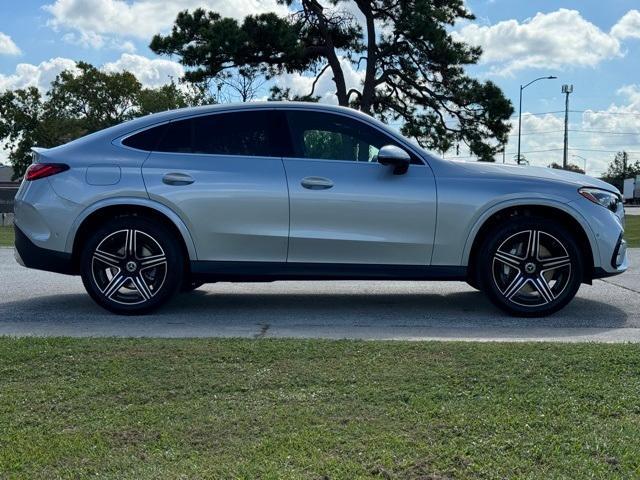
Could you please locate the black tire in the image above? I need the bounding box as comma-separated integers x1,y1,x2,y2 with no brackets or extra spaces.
80,216,184,315
477,216,583,317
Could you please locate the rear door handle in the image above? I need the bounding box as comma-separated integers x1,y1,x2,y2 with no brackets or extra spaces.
301,176,334,190
162,172,194,186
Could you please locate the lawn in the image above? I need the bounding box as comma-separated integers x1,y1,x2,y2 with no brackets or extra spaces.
625,215,640,248
0,225,13,247
1,338,639,479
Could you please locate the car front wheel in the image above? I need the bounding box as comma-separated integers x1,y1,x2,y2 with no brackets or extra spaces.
80,216,184,315
478,217,583,317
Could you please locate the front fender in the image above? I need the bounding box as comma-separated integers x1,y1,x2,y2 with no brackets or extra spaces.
64,197,198,260
460,196,601,267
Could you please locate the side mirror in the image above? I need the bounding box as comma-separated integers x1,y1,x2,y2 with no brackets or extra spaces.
376,145,410,175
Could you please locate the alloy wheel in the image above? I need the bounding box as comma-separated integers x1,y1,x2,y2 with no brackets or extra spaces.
492,229,572,307
91,229,168,305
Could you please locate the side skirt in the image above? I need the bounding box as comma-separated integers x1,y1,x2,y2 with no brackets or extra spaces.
190,261,467,282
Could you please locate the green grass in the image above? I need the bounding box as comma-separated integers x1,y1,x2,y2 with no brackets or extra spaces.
0,225,13,247
1,338,640,479
625,215,640,248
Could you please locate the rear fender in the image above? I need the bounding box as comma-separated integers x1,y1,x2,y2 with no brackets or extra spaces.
65,197,198,260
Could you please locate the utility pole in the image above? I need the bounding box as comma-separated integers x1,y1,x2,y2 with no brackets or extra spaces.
562,84,573,169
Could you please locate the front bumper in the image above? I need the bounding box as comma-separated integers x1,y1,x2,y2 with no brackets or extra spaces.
569,196,629,279
14,224,75,275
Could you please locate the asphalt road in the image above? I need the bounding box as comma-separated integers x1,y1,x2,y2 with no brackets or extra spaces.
0,248,639,342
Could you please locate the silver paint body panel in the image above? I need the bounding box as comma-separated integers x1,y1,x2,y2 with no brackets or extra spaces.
283,157,436,264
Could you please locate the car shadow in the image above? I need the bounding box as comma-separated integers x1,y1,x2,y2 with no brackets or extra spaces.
0,285,630,339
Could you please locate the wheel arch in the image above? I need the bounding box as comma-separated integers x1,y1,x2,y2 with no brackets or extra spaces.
67,198,197,272
464,202,598,285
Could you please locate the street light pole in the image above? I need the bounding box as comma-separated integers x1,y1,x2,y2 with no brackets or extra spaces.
517,76,558,164
571,154,587,174
562,84,574,169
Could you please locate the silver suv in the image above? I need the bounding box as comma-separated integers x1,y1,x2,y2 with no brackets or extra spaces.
14,103,628,316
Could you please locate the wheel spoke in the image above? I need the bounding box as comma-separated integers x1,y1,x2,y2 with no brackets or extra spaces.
494,251,522,269
93,250,121,268
525,230,541,260
503,272,525,299
532,276,555,304
133,274,154,300
540,256,571,271
125,229,135,257
140,254,167,270
102,272,128,299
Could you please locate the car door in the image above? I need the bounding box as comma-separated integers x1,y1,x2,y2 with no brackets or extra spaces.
282,109,437,265
139,109,290,262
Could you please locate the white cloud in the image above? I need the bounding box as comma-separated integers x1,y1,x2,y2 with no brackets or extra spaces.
44,0,290,48
0,32,21,56
0,58,78,92
611,10,640,40
62,31,136,52
103,53,184,88
454,9,622,75
0,144,9,165
0,54,184,92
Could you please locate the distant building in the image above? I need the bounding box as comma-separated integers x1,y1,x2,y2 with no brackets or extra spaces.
0,165,19,214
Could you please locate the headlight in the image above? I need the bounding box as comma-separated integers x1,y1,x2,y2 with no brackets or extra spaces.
579,187,621,212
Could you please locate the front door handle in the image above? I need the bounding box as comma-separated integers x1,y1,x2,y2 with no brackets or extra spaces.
301,176,334,190
162,172,194,186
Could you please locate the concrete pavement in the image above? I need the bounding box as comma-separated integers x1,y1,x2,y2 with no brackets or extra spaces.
0,248,638,342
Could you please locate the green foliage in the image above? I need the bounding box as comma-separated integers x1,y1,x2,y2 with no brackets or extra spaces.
0,62,212,179
603,151,640,182
150,0,514,161
549,162,585,174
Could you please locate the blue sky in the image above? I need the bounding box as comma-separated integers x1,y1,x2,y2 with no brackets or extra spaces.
1,0,640,175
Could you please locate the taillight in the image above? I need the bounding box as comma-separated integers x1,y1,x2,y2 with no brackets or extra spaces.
25,163,69,181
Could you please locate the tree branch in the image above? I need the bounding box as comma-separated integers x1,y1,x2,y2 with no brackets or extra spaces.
309,63,330,96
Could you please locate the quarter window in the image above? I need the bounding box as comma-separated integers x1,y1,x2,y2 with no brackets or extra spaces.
121,124,167,151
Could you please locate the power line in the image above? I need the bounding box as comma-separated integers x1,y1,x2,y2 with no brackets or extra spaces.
508,129,640,137
573,110,640,116
512,110,640,118
447,147,640,160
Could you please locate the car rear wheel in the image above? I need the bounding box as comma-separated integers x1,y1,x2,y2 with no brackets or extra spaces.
477,217,583,317
80,216,184,315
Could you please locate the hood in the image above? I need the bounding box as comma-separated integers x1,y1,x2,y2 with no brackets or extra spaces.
454,162,619,194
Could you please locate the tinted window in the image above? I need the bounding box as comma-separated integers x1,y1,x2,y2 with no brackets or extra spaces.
122,124,167,151
154,110,286,157
157,118,191,153
285,110,420,164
